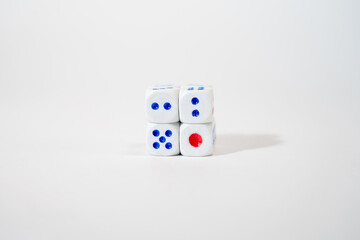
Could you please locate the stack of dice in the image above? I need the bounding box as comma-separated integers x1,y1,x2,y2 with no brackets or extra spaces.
145,84,216,157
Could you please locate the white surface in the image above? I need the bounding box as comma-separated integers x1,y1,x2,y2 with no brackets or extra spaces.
179,85,214,123
0,0,360,239
145,85,179,123
146,122,180,156
180,123,215,157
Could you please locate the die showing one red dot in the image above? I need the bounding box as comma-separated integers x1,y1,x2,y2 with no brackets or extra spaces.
189,133,203,147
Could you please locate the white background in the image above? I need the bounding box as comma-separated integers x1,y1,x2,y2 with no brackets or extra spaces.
0,0,359,239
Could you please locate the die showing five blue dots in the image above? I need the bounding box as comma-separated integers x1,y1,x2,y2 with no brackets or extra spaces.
152,129,173,150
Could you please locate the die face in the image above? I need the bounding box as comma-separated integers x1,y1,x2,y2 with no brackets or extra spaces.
179,85,214,123
147,122,180,156
145,86,179,123
180,122,215,157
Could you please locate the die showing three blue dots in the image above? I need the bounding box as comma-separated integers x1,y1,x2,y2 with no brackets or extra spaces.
151,102,172,110
152,129,173,149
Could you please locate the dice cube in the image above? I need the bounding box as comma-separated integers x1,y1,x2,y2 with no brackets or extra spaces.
145,85,180,123
180,122,216,156
179,85,214,123
146,122,180,156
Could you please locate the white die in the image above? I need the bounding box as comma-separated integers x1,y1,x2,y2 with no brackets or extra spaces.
179,85,214,123
146,122,180,156
180,122,216,157
145,85,179,123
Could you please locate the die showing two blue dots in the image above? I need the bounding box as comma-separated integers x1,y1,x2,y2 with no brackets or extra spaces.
151,102,171,110
152,129,173,149
191,97,200,117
